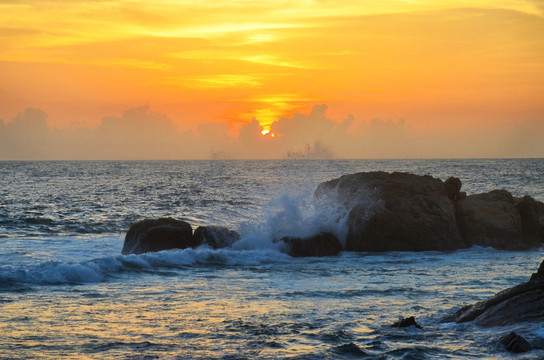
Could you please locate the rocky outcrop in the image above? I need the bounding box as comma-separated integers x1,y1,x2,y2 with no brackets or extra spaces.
123,172,543,256
442,258,544,327
193,226,240,249
276,232,342,257
122,218,341,257
315,172,464,252
456,190,535,250
314,171,544,252
122,218,195,255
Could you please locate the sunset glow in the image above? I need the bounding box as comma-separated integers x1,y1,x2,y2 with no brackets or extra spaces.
1,0,543,159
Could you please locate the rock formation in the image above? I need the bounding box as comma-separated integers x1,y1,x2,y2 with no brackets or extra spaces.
315,172,464,252
315,171,544,252
276,232,342,257
122,218,195,255
442,258,544,327
454,191,543,250
123,171,544,256
193,226,240,249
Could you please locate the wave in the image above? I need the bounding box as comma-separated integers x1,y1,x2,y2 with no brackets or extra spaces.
236,184,374,247
0,247,291,289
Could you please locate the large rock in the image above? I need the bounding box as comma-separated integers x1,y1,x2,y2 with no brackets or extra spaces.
443,258,544,327
314,171,544,252
456,190,541,250
276,232,342,257
315,172,464,252
193,226,240,249
122,218,196,255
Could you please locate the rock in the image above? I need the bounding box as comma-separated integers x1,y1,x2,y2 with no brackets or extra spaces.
444,176,462,201
193,226,240,249
315,171,464,252
334,343,369,356
516,196,544,244
456,190,540,250
443,259,544,327
122,218,195,255
501,332,531,353
277,232,342,257
516,196,540,238
538,201,544,241
530,259,544,281
391,316,422,329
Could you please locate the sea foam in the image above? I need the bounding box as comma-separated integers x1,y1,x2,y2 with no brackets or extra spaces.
235,183,377,247
0,247,291,288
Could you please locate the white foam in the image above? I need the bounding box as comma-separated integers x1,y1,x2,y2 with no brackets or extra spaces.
0,247,292,287
236,183,378,247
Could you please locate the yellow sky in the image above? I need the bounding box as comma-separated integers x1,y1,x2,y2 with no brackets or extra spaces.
1,0,544,156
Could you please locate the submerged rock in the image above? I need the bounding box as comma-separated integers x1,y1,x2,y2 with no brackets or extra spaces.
315,171,463,252
501,332,531,353
276,232,342,257
122,218,195,255
391,316,422,329
193,226,240,249
334,342,369,356
443,258,544,327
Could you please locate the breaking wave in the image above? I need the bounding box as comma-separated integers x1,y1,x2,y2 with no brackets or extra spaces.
0,247,292,289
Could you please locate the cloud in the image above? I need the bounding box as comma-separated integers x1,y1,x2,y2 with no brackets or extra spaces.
272,104,335,144
0,108,52,159
1,104,543,160
0,106,202,160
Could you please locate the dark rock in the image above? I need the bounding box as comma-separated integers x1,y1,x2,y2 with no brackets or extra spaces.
277,232,342,257
122,218,195,255
443,259,544,327
193,226,240,249
456,190,541,250
516,196,541,238
501,332,531,353
315,171,463,252
444,176,462,201
334,342,368,356
516,196,544,244
538,201,544,241
391,316,422,329
530,259,544,281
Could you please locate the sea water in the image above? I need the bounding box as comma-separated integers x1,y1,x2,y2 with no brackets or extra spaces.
1,159,544,359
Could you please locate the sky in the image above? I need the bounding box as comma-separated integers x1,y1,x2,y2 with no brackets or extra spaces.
1,0,543,159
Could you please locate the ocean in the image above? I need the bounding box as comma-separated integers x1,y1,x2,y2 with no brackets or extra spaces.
1,159,543,359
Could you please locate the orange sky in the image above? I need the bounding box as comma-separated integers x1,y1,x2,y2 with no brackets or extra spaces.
1,0,544,159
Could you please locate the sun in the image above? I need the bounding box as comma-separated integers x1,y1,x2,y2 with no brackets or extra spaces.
260,129,276,137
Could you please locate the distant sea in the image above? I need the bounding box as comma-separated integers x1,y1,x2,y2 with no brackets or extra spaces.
1,159,544,359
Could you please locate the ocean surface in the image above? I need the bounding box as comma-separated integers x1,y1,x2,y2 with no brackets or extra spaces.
1,159,544,359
